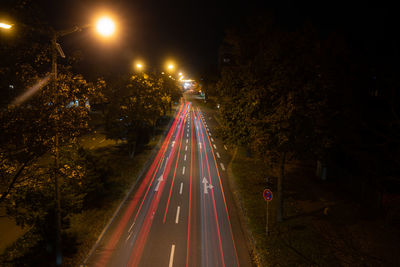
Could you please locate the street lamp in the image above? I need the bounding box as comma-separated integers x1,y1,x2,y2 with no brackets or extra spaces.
96,16,115,37
0,22,12,29
2,15,117,267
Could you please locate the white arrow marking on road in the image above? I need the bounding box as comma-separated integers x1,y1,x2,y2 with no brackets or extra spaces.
179,182,183,195
202,177,214,194
182,166,185,175
175,206,181,224
154,175,164,191
169,244,175,267
224,145,228,150
213,144,217,149
216,152,220,158
220,163,226,171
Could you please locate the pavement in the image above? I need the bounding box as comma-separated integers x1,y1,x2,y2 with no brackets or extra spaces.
84,92,253,267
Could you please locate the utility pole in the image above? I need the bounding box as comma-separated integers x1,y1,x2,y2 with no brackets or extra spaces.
51,30,62,267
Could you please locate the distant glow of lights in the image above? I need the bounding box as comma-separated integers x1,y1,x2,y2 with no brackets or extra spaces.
161,72,165,74
96,17,115,37
136,63,142,69
179,72,183,76
168,64,174,70
0,22,12,29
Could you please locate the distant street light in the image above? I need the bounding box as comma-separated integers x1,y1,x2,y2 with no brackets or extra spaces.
0,22,12,29
136,63,143,69
178,72,183,76
168,64,174,70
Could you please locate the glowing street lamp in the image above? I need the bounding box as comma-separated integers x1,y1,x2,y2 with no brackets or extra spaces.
178,72,183,76
168,64,174,70
96,16,115,37
136,63,143,69
0,22,12,29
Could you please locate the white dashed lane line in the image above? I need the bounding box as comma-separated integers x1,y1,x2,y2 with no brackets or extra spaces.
182,166,185,175
220,163,226,171
224,145,228,150
175,206,181,224
169,245,175,267
216,152,220,158
213,144,217,149
179,182,183,195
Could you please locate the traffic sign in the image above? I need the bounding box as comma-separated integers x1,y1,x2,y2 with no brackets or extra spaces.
263,189,273,202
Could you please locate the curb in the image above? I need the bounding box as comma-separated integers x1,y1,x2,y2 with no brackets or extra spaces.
226,147,261,267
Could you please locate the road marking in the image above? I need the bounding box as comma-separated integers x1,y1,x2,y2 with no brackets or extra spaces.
224,145,228,150
154,175,163,191
186,139,188,143
209,132,212,136
185,145,188,151
216,152,220,158
211,137,214,142
128,221,135,233
213,144,217,149
182,166,185,175
175,206,181,224
187,128,189,132
220,163,226,171
202,177,214,194
126,231,134,242
199,143,202,149
99,138,105,143
169,244,175,267
184,154,187,161
179,182,183,195
187,133,189,137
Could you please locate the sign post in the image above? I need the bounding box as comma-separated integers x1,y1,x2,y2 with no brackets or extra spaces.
263,189,273,236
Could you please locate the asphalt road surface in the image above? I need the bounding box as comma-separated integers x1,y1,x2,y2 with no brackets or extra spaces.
85,92,253,267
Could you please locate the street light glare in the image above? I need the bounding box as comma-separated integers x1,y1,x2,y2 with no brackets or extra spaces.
96,17,115,37
0,22,12,29
168,64,174,70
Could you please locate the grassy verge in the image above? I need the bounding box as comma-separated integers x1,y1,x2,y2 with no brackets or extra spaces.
229,146,400,266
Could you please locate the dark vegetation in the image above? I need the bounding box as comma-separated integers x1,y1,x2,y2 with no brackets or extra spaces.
202,4,400,266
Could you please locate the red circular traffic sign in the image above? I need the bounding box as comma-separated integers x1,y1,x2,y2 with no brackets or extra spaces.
263,189,273,202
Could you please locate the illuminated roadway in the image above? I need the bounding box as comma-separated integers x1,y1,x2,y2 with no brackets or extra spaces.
85,92,253,267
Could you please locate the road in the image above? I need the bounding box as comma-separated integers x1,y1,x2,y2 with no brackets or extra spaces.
85,92,252,267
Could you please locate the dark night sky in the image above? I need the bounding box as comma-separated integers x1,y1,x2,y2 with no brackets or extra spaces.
2,0,399,78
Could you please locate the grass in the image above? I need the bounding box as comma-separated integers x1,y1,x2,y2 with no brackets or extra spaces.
229,147,342,266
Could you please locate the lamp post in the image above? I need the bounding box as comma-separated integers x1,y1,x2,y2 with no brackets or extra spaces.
2,16,116,266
